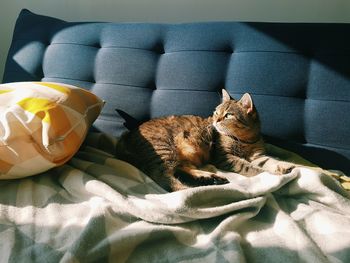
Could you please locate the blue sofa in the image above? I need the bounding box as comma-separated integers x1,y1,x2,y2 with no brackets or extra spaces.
1,9,349,262
4,9,349,174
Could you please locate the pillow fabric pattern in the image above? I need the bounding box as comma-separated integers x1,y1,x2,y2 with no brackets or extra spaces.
0,81,104,179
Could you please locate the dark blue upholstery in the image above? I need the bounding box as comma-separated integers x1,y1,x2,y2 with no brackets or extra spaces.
3,9,350,174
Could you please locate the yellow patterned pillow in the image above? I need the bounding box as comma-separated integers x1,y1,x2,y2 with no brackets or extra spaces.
0,82,104,179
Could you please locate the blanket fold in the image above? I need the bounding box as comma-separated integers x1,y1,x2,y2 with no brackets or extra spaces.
0,132,349,263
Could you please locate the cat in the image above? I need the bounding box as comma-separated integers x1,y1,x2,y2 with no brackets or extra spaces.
115,89,295,191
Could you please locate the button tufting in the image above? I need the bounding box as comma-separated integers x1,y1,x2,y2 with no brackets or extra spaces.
93,42,102,49
225,45,234,54
153,42,165,54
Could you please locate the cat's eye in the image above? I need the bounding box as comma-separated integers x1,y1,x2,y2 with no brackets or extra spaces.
224,113,235,119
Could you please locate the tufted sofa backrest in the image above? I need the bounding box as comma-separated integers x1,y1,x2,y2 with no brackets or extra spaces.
3,9,350,173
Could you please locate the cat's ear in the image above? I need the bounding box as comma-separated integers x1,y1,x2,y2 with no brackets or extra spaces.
239,93,254,114
222,89,231,102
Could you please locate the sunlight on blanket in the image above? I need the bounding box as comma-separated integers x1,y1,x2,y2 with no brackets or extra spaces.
0,131,348,262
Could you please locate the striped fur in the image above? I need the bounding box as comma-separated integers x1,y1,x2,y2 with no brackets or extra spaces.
116,90,294,191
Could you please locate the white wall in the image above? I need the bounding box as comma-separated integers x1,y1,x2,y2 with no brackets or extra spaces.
1,0,350,81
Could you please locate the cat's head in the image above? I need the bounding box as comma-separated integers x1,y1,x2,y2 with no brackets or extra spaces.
212,89,261,142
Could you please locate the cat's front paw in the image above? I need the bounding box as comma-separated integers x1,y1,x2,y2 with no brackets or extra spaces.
211,175,230,185
199,174,229,186
274,162,296,175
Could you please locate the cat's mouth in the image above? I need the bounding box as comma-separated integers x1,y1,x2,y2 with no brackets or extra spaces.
213,122,233,137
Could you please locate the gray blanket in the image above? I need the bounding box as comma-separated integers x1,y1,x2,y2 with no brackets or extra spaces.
0,133,349,263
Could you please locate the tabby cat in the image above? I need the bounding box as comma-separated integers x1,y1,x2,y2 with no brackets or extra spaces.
116,90,295,191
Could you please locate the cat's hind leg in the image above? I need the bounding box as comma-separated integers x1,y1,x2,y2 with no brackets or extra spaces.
155,165,229,191
150,168,190,192
174,164,229,187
